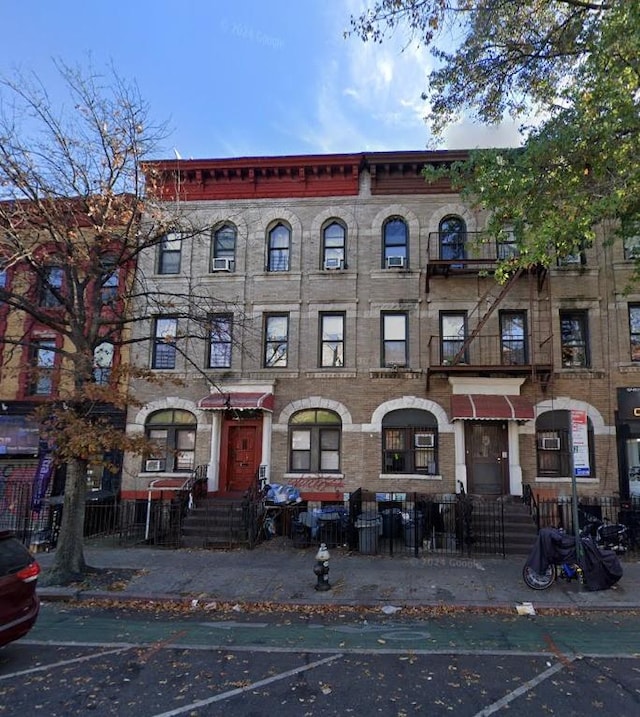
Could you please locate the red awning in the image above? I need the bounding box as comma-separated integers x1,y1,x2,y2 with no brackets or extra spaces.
198,391,275,412
450,394,534,421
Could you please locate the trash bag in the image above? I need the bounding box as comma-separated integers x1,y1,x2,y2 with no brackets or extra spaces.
265,483,301,504
580,537,623,591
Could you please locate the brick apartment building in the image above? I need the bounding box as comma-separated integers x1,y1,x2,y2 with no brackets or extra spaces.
0,204,131,523
120,150,640,509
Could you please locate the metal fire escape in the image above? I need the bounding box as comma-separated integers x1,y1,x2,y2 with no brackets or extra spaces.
425,231,554,391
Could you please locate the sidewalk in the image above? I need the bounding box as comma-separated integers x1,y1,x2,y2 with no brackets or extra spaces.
35,539,640,613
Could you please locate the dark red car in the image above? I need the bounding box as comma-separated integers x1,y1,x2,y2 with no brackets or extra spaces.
0,531,40,648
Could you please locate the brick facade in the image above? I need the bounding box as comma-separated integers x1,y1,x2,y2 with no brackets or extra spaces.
121,150,640,504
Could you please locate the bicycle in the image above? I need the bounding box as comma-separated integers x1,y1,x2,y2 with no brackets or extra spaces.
522,526,622,591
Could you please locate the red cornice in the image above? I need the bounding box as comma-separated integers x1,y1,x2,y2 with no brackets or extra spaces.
143,149,469,201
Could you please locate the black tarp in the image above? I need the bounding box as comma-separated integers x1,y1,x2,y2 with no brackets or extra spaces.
524,527,623,591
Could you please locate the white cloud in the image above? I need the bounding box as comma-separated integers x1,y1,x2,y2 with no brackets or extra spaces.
297,2,523,153
442,119,525,150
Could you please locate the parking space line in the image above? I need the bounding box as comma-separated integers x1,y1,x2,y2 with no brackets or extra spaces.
150,653,344,717
0,646,133,681
472,657,577,716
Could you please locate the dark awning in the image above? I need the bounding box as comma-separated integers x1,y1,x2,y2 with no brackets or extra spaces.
450,394,534,421
198,392,275,412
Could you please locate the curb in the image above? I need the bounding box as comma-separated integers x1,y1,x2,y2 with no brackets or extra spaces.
37,589,640,614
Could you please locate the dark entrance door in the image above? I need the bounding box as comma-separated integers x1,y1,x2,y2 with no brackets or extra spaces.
226,423,260,493
465,422,508,495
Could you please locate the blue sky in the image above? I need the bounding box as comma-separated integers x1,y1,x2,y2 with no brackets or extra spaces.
1,1,522,160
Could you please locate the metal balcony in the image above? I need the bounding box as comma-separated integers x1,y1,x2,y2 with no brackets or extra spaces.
426,231,526,290
426,333,554,390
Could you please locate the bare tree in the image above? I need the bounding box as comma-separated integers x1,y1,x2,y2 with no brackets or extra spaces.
0,61,245,584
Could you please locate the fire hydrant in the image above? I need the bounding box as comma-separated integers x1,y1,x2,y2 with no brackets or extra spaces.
313,543,331,591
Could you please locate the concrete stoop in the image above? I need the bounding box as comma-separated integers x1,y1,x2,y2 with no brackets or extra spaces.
181,497,249,549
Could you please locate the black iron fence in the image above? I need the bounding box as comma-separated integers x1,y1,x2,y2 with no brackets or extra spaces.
2,482,192,551
277,490,506,558
8,476,639,558
524,488,640,551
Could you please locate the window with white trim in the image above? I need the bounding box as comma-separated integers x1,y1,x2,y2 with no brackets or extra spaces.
560,310,589,368
382,312,407,367
264,314,289,367
212,224,236,271
144,409,196,472
267,223,290,272
289,409,341,473
322,221,346,269
158,232,182,274
440,312,467,364
320,313,344,367
383,217,408,268
209,314,232,368
152,316,178,369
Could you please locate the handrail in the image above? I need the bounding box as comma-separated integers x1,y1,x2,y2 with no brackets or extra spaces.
522,484,540,530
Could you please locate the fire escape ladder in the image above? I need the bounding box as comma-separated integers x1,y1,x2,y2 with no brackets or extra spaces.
452,267,524,364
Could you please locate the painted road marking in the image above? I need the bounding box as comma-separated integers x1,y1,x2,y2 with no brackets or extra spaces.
472,657,577,716
0,646,132,682
149,653,344,717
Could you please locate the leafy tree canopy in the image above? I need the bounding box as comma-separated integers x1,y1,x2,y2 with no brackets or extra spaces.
350,1,640,274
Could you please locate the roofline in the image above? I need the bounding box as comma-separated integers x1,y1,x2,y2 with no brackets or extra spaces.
142,149,470,172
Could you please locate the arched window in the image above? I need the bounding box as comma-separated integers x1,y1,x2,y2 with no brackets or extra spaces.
289,409,341,473
322,221,346,270
383,217,408,268
536,409,595,478
144,409,196,472
267,222,291,272
382,409,438,475
212,223,237,272
439,216,466,261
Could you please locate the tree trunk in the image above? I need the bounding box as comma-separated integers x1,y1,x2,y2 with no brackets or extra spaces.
45,457,89,585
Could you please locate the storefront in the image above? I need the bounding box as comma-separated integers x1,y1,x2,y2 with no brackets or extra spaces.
616,387,640,499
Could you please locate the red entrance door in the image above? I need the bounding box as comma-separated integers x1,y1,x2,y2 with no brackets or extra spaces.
225,423,261,493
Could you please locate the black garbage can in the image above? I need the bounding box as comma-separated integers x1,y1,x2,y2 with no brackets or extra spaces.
356,512,381,554
291,519,310,548
381,508,402,538
403,511,424,548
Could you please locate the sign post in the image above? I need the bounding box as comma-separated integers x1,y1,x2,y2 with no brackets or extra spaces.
570,410,589,562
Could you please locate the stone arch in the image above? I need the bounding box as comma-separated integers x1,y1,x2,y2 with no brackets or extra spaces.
276,396,353,428
260,208,303,238
129,397,204,434
523,396,611,435
204,213,249,238
368,396,453,433
310,207,358,236
427,203,477,234
370,204,420,238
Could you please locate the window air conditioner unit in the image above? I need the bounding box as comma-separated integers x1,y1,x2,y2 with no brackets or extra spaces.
386,256,405,268
540,437,561,450
145,459,165,472
212,257,233,272
324,257,343,270
415,434,435,448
